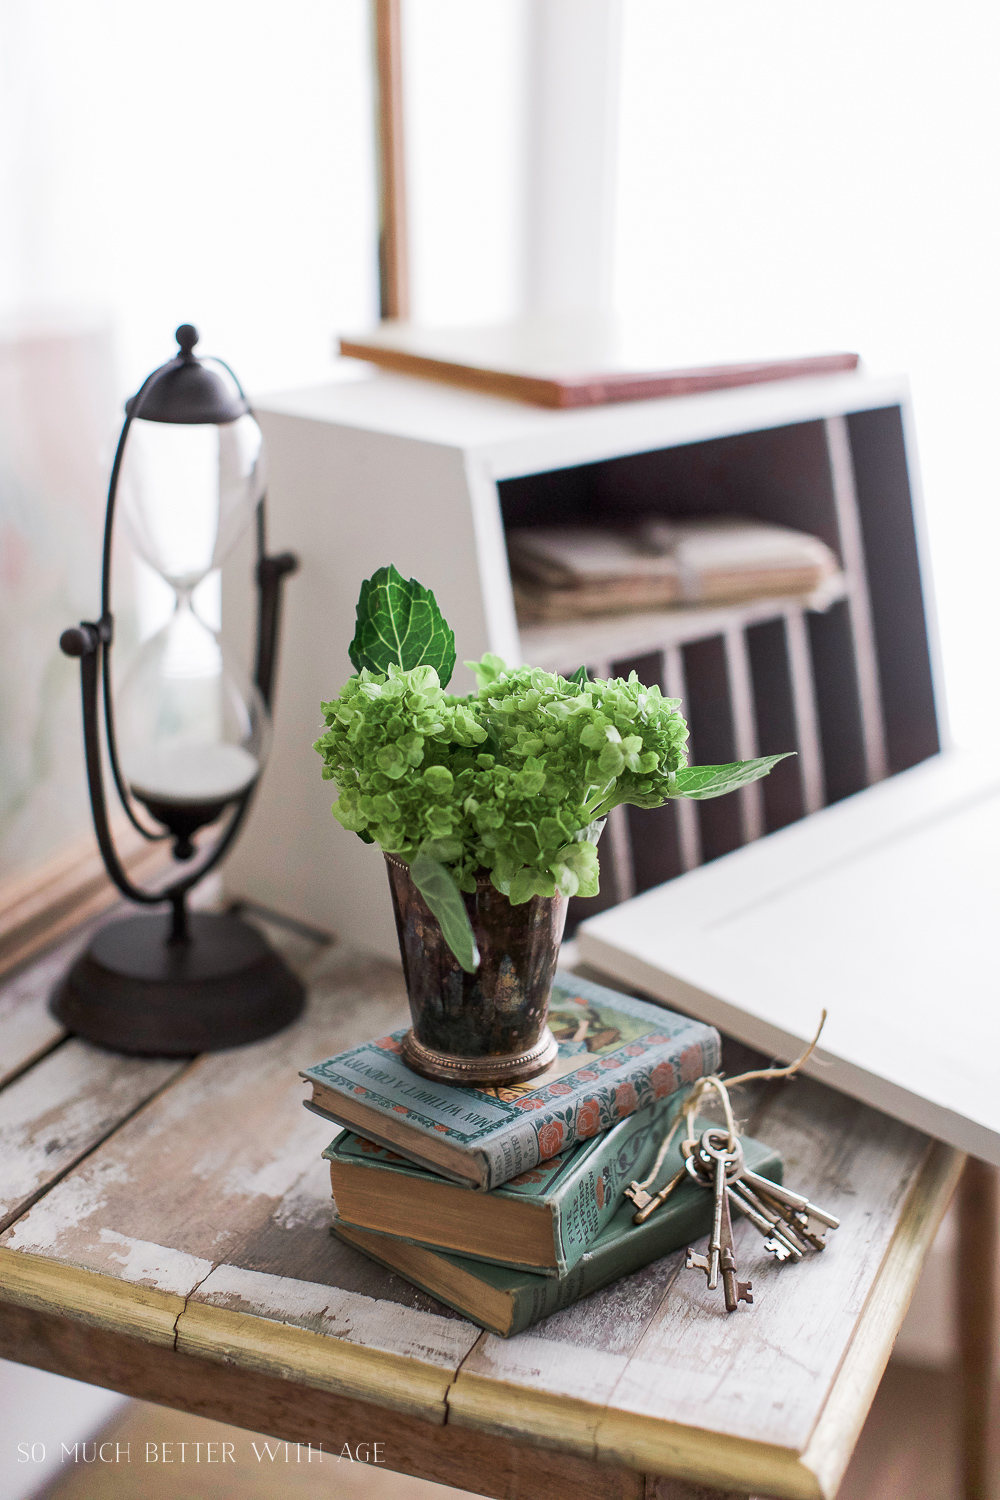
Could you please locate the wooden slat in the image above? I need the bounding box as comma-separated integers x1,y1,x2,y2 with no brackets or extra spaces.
0,937,68,1088
664,646,701,872
0,946,480,1423
784,608,825,815
724,626,764,843
823,415,888,786
605,805,636,902
178,1264,472,1420
0,906,137,1088
594,655,637,903
0,822,171,981
448,1074,936,1497
0,1039,184,1232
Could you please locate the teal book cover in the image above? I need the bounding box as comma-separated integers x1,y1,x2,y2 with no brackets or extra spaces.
334,1124,783,1337
303,970,721,1191
324,1084,688,1278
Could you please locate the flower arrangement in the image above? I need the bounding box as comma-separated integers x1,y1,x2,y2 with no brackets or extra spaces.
315,567,787,971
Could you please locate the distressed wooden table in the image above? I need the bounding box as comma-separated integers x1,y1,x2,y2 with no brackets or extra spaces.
0,917,962,1500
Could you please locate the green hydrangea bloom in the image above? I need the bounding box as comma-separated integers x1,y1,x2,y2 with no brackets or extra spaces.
314,657,689,905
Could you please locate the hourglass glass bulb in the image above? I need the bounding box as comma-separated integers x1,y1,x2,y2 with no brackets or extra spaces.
117,595,271,857
118,411,265,592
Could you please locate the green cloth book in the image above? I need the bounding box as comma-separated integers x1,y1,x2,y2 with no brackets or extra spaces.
324,1087,690,1278
302,971,721,1191
334,1125,783,1336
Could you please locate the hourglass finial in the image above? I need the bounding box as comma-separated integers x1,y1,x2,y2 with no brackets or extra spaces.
175,325,199,358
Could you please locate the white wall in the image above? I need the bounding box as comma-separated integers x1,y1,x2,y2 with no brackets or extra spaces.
0,1,379,1472
614,0,1000,749
0,0,378,397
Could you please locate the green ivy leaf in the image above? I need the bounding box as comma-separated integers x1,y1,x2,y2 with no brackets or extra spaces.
670,754,794,800
410,850,480,973
349,565,457,687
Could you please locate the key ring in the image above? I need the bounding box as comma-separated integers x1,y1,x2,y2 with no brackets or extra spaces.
698,1128,746,1180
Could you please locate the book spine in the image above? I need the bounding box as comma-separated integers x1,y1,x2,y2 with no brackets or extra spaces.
549,1094,683,1277
477,1027,721,1192
506,1143,784,1337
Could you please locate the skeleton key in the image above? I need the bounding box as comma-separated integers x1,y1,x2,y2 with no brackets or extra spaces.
783,1206,829,1252
718,1190,754,1310
745,1180,829,1252
728,1179,804,1261
626,1166,687,1224
684,1137,732,1289
699,1130,754,1306
739,1168,841,1231
701,1132,753,1310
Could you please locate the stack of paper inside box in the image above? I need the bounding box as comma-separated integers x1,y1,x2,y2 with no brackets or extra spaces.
301,973,782,1336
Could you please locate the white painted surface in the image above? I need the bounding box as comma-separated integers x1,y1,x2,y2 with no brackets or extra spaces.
579,750,1000,1165
257,366,908,477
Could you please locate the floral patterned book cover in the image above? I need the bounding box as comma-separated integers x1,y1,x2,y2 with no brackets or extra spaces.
302,972,720,1191
324,1087,687,1277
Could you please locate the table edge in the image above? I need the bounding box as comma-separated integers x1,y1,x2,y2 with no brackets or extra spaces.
0,1143,962,1494
448,1138,964,1498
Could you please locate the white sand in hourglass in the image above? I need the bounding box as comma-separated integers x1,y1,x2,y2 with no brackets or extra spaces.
126,742,259,805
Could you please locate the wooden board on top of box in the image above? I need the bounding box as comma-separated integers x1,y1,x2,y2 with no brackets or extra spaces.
339,315,858,409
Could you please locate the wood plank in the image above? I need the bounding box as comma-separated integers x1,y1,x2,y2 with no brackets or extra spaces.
448,1074,935,1497
823,415,887,786
0,931,955,1496
0,1302,645,1500
783,609,825,815
0,934,67,1087
0,822,171,981
0,946,481,1420
338,326,858,413
664,646,701,872
178,1264,476,1420
724,626,764,844
0,1038,183,1231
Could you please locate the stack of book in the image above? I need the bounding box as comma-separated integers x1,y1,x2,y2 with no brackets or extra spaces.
302,974,782,1336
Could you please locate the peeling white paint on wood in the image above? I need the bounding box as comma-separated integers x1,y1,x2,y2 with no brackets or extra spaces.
95,1230,214,1295
0,949,67,1087
457,1077,929,1456
0,1040,181,1228
190,1263,479,1367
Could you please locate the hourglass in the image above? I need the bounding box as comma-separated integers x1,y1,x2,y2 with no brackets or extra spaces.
54,326,304,1054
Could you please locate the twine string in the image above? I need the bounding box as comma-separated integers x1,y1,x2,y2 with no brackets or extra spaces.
632,1010,827,1197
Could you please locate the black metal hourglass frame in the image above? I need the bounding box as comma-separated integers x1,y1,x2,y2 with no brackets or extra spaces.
52,326,305,1055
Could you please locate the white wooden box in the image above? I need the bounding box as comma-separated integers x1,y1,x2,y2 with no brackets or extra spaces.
223,368,943,959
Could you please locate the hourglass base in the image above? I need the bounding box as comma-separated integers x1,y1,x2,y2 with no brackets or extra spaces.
51,911,305,1056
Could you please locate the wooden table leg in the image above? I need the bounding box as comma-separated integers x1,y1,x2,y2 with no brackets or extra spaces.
957,1158,1000,1500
